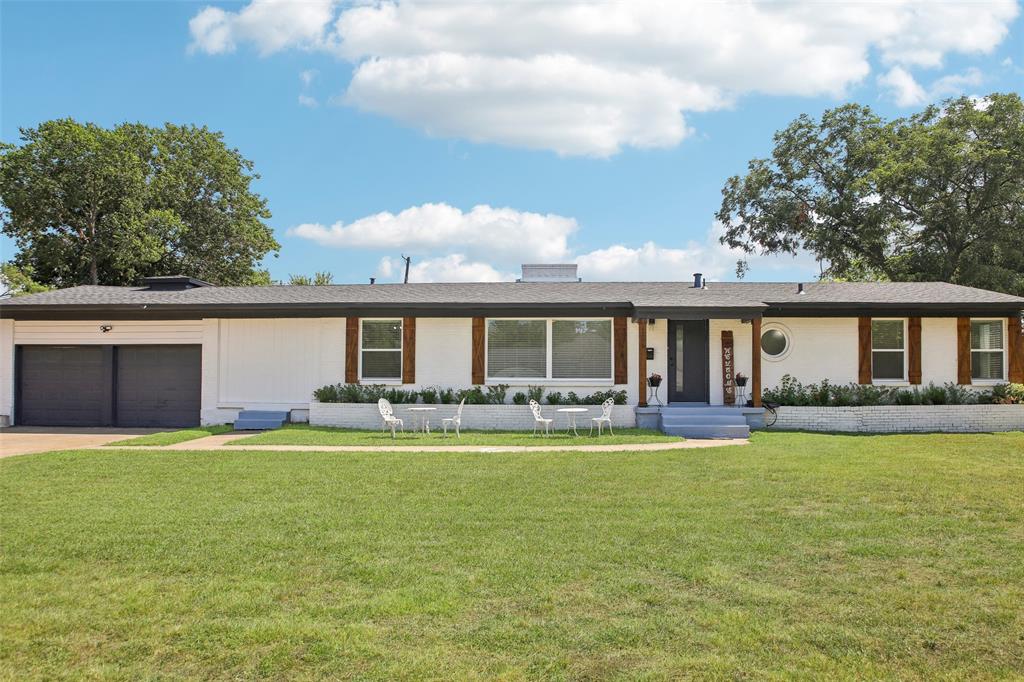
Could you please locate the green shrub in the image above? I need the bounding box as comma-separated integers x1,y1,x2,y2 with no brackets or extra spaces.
438,387,456,404
311,383,417,404
763,374,992,407
485,384,509,404
978,383,1024,405
545,391,565,405
456,386,488,405
511,392,528,405
527,385,545,403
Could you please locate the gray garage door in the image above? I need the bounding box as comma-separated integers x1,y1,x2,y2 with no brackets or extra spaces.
116,345,201,427
17,345,201,427
18,346,114,426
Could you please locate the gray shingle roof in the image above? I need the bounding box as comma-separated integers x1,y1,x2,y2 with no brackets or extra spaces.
2,280,1021,312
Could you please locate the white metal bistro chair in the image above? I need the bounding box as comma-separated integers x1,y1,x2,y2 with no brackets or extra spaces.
529,399,553,437
589,398,615,436
442,398,465,438
378,398,404,438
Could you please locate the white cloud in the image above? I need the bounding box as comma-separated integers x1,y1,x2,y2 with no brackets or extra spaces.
289,203,577,264
879,66,985,106
188,0,1018,156
877,66,929,106
299,69,317,87
189,0,336,56
377,254,513,283
298,94,318,107
292,203,818,282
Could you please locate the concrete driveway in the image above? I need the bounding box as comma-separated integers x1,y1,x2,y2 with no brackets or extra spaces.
0,427,162,458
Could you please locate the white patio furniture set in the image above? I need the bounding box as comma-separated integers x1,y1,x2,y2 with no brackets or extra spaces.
377,397,615,439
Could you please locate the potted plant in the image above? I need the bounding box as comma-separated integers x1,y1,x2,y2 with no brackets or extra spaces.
735,372,748,387
647,372,662,387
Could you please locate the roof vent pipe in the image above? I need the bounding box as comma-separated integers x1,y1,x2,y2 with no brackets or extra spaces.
369,277,376,285
797,282,805,294
692,273,703,288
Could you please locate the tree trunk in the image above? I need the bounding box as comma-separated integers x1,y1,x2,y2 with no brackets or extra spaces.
90,258,99,285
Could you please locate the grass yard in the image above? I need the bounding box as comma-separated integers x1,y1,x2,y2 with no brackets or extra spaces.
1,432,1022,679
229,423,679,446
107,424,234,446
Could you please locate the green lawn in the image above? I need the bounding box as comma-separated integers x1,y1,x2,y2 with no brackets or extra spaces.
229,423,679,446
107,424,234,446
1,432,1022,679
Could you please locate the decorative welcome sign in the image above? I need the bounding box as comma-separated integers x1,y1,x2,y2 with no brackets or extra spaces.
722,330,735,405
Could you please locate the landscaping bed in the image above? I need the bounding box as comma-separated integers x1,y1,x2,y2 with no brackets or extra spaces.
2,432,1022,679
229,424,674,447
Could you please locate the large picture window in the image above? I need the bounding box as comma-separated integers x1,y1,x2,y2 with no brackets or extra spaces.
971,319,1005,381
487,319,612,381
361,319,402,380
871,319,905,381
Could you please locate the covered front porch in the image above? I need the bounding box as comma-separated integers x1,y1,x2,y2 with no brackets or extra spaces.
632,315,764,409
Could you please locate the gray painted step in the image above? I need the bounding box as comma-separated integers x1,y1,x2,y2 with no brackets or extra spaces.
661,414,749,426
237,410,289,420
661,424,751,439
234,409,288,431
659,407,752,417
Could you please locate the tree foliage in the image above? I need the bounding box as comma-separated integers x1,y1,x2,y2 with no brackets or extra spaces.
288,271,334,285
0,119,279,287
717,93,1024,295
0,262,51,298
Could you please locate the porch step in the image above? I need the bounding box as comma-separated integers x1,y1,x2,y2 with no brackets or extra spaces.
661,414,748,426
662,424,751,439
657,406,750,439
234,410,288,431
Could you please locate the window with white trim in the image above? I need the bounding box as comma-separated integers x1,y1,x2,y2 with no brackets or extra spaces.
486,318,612,381
971,319,1005,381
360,319,402,380
871,319,906,381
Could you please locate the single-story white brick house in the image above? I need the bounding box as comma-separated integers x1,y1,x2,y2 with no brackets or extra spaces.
1,266,1021,429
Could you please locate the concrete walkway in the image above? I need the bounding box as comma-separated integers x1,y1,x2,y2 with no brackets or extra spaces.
1,427,162,458
102,432,748,453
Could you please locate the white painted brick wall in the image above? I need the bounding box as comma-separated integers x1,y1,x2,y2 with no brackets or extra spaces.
770,405,1024,433
311,402,637,431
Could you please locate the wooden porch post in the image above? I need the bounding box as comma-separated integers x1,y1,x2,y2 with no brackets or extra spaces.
751,317,762,407
637,319,648,407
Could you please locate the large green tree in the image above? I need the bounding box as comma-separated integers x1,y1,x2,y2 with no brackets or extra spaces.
717,93,1024,295
0,119,278,287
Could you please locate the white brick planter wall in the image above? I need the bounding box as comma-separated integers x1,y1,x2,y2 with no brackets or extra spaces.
310,402,636,431
770,405,1024,433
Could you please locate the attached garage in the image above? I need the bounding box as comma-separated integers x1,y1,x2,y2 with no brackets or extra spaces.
16,344,201,427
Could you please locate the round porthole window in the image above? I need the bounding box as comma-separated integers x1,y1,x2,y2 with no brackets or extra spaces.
760,328,789,359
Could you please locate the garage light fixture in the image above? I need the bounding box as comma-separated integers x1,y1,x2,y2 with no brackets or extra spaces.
100,325,112,333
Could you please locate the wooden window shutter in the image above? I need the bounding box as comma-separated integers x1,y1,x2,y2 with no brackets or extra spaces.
345,317,359,384
471,317,485,385
613,316,628,384
857,317,872,384
956,317,972,385
908,317,922,385
1009,315,1024,384
402,317,416,384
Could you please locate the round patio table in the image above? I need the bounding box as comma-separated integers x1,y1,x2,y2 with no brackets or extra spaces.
556,407,589,436
407,407,437,434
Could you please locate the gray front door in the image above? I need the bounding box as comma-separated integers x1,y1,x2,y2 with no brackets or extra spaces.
667,320,709,403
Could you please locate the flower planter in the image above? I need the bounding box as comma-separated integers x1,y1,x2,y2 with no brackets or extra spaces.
768,405,1024,433
310,402,637,431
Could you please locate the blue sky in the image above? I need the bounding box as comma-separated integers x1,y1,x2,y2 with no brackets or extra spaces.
2,1,1022,284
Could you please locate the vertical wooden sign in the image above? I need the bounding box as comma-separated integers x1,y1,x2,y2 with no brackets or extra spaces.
722,330,735,405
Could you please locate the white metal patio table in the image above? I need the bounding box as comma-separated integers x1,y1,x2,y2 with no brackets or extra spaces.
556,407,589,436
407,407,437,434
